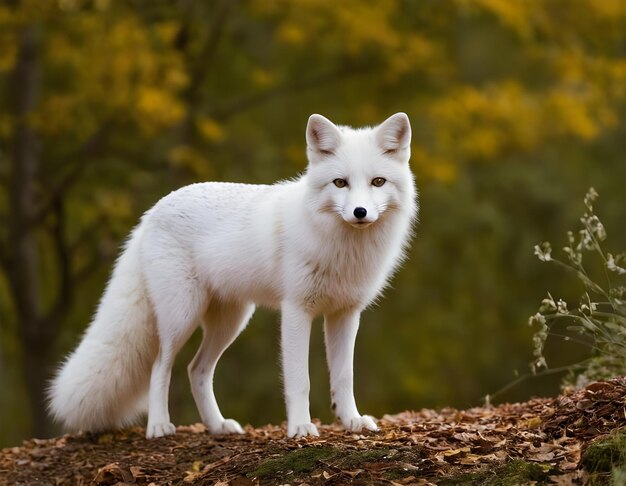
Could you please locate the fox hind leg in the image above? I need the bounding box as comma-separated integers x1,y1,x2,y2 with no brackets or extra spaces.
145,268,208,439
189,301,255,434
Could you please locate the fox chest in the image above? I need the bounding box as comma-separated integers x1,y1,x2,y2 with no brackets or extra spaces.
294,253,385,314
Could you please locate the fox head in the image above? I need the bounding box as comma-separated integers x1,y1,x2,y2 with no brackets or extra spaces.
305,112,414,229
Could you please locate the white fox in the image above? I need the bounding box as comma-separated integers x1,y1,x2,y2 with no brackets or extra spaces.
49,113,417,439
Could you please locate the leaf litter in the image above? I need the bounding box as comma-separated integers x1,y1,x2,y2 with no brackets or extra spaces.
2,377,626,485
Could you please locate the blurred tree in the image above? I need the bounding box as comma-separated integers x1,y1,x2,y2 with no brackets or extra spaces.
0,0,625,445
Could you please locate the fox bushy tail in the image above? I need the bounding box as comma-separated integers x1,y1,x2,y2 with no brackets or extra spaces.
48,222,158,432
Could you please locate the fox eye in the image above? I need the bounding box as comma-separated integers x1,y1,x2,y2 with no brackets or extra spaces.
333,178,348,188
371,177,386,187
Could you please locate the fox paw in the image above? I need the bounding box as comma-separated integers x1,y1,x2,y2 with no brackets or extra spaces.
210,419,244,435
288,422,320,438
146,421,176,439
344,415,378,433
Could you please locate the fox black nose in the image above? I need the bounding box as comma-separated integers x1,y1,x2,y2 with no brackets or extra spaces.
353,207,367,219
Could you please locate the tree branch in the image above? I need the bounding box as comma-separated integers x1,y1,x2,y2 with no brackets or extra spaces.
0,235,9,274
8,23,42,333
72,247,107,285
208,62,374,122
174,0,236,145
31,120,111,225
185,0,235,107
41,196,72,334
69,214,107,254
71,214,116,285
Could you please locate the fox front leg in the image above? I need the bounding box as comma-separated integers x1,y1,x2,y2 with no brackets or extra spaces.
324,309,378,433
280,301,319,438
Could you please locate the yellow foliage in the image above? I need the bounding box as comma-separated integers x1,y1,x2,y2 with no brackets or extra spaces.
168,146,212,179
387,34,436,79
587,0,626,19
136,87,185,134
0,115,12,139
15,0,57,22
429,82,542,160
259,0,400,55
155,20,179,44
0,8,16,72
197,117,225,143
276,23,306,45
4,0,626,179
460,0,535,37
411,147,458,183
0,5,14,24
33,95,81,136
333,1,399,54
251,68,275,88
34,9,188,140
546,91,600,141
96,191,132,220
0,40,16,73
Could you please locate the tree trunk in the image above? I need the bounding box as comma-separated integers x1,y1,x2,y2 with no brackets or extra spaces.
8,23,51,439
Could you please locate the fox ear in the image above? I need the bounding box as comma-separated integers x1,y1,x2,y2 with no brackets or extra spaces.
306,114,341,156
376,112,411,156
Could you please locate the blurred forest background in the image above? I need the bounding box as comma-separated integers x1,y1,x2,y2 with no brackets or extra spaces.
1,0,625,447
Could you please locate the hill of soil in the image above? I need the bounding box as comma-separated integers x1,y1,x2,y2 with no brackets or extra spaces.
3,378,626,485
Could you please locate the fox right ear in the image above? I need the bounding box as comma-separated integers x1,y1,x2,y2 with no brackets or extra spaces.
376,112,411,156
306,114,341,157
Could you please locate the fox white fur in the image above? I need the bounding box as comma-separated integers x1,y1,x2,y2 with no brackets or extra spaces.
49,113,418,439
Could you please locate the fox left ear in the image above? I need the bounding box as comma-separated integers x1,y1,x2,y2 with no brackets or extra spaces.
376,112,411,157
306,114,342,157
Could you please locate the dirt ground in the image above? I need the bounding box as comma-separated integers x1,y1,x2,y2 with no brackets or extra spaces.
2,377,626,485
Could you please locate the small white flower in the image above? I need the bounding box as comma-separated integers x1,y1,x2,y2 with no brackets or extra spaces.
587,215,607,241
528,312,547,327
579,228,596,250
557,299,568,314
540,297,557,313
607,253,626,275
534,242,552,262
533,356,547,370
584,187,599,210
563,246,582,265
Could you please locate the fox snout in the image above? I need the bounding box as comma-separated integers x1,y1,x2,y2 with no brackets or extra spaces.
344,205,378,227
353,207,367,219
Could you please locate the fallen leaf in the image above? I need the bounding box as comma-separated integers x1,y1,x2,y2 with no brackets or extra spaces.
93,463,134,484
518,417,542,429
344,469,363,477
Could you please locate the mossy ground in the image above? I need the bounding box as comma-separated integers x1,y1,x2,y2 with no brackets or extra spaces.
247,445,420,482
581,429,626,485
440,460,552,486
247,446,340,478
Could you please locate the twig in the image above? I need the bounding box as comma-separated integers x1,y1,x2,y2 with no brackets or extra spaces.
485,362,589,404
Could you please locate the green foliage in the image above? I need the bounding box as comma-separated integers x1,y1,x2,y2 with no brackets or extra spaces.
530,189,626,387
